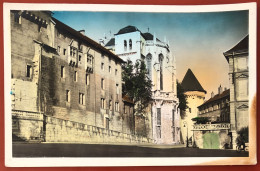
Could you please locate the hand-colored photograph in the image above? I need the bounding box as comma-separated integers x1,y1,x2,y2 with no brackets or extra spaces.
4,3,257,166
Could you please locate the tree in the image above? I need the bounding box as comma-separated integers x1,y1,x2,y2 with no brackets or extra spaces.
177,81,188,118
122,59,152,115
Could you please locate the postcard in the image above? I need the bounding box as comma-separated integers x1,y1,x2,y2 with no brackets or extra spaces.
3,2,257,166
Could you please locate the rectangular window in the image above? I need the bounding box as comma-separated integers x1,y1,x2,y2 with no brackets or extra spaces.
109,100,112,110
74,71,78,82
101,62,104,70
79,55,81,62
101,98,105,109
115,102,119,112
79,93,85,105
157,108,161,125
124,105,127,114
172,110,175,127
101,78,105,89
86,73,89,85
105,117,109,130
61,66,65,78
63,49,66,55
109,66,111,73
26,65,32,78
116,84,119,94
60,66,65,78
66,90,70,102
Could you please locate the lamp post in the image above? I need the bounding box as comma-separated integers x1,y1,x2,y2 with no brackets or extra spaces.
183,121,188,147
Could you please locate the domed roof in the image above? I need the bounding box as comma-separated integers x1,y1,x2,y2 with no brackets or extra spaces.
115,25,140,35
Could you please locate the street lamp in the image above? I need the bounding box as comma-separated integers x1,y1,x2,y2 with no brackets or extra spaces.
183,121,188,147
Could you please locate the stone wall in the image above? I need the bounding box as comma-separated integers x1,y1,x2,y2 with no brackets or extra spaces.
12,110,154,144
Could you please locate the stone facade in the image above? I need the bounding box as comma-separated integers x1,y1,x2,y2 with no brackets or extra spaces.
198,86,230,123
12,110,153,143
10,10,143,143
223,35,249,149
105,26,180,144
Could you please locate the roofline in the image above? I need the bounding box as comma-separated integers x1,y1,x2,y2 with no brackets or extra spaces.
52,17,125,63
197,91,230,108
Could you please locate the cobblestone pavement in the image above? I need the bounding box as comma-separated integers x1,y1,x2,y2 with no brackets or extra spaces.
12,143,249,157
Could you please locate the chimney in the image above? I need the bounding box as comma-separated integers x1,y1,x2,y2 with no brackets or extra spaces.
211,91,214,98
218,85,223,94
78,29,85,35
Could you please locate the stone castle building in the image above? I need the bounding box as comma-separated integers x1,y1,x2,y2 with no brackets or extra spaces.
104,26,180,144
223,35,249,149
180,69,206,146
10,10,150,143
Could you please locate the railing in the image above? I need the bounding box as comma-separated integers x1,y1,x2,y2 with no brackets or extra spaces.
152,90,177,101
12,110,43,120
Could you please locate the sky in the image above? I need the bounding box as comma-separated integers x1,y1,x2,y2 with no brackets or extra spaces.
53,10,248,99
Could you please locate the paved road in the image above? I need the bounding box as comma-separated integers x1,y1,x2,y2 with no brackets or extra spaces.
12,143,249,157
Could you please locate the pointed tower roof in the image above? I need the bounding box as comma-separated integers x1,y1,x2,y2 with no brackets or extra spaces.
181,69,207,93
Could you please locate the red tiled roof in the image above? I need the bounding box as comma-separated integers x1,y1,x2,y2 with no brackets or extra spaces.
52,17,124,63
198,89,230,108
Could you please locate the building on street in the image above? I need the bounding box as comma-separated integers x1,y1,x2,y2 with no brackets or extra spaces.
223,35,249,149
11,10,153,143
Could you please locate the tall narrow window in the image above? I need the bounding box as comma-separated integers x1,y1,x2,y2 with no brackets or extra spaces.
101,62,104,70
105,118,109,130
172,110,175,127
109,100,112,110
115,102,119,112
79,93,85,105
101,98,105,109
86,73,89,85
63,49,66,55
66,90,70,102
109,66,111,73
79,55,81,62
157,108,161,125
129,39,132,50
146,54,152,79
26,65,32,78
74,71,77,82
61,66,65,78
116,84,119,94
124,40,127,51
159,54,164,90
101,78,105,89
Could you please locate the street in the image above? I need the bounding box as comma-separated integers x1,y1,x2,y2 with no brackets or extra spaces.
12,143,249,157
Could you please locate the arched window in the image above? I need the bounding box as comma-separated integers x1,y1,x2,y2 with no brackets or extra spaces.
159,54,164,90
124,40,127,51
129,39,132,50
146,54,152,79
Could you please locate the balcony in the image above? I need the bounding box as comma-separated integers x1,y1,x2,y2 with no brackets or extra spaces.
85,55,93,73
68,55,77,67
152,90,178,101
